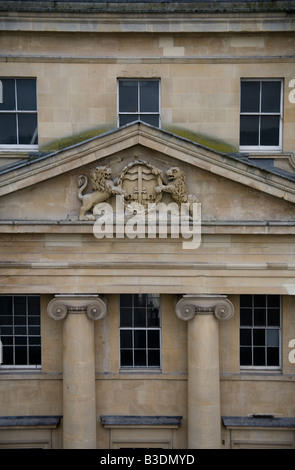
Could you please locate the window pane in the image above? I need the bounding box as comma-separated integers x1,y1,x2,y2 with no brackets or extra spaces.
267,309,280,326
119,80,138,112
140,81,159,112
240,295,252,308
120,294,133,308
240,115,259,146
134,294,146,307
3,347,13,365
148,350,160,367
267,295,280,308
253,347,265,366
267,347,279,366
240,328,251,346
254,309,266,326
148,330,160,348
16,79,37,111
0,114,17,144
15,346,27,365
134,330,146,348
267,329,279,347
260,115,280,146
120,308,132,327
253,329,265,346
18,113,38,145
121,350,133,367
241,81,260,113
134,349,146,366
134,308,146,327
0,79,16,110
254,295,266,308
240,347,252,365
29,347,41,365
119,114,139,126
14,296,27,315
0,296,12,315
140,114,159,127
261,81,281,113
28,296,40,315
120,330,132,348
240,309,252,326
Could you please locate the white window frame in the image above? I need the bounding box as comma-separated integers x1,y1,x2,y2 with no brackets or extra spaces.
239,78,283,153
117,78,161,128
119,294,161,371
240,294,281,371
0,295,41,370
0,78,38,152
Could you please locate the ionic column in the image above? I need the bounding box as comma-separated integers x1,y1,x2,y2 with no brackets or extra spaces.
47,294,107,449
175,294,234,449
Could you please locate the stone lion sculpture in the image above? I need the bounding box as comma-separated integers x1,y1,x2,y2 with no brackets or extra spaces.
155,166,199,217
77,165,125,220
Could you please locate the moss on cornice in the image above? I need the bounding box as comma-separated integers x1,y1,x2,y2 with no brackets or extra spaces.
40,125,114,153
163,125,238,154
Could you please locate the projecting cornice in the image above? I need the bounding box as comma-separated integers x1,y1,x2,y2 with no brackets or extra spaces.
0,3,294,34
0,122,295,205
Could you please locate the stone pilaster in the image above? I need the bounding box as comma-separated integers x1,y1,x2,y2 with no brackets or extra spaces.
175,295,234,449
47,294,107,449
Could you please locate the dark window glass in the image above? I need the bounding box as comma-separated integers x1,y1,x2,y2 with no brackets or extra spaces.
18,113,38,145
140,81,159,112
261,81,281,113
119,80,138,112
260,115,280,146
241,81,260,113
0,114,17,144
240,115,259,146
16,78,37,111
0,79,16,110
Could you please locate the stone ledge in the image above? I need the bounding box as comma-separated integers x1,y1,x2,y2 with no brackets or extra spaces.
0,415,62,428
222,416,295,429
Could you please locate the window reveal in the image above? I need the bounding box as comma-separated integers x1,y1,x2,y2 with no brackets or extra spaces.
240,79,282,151
0,295,41,367
240,294,281,368
118,79,160,127
0,78,38,148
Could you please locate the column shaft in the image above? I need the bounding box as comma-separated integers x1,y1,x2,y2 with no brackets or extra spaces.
63,312,96,449
188,313,220,449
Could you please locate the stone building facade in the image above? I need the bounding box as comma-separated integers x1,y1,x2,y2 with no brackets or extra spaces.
0,0,295,449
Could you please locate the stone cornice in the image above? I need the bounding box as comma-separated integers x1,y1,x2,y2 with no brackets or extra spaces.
0,8,294,34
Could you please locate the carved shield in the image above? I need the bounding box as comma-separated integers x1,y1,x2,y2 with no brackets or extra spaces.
118,160,163,212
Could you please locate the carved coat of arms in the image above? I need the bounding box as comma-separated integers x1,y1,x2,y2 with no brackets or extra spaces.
77,159,199,220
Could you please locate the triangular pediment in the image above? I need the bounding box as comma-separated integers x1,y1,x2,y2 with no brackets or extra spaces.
0,122,295,223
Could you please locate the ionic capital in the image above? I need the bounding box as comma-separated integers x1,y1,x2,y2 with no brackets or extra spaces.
175,294,234,322
47,295,107,321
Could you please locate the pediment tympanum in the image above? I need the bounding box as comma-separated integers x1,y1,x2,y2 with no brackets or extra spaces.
0,122,294,224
